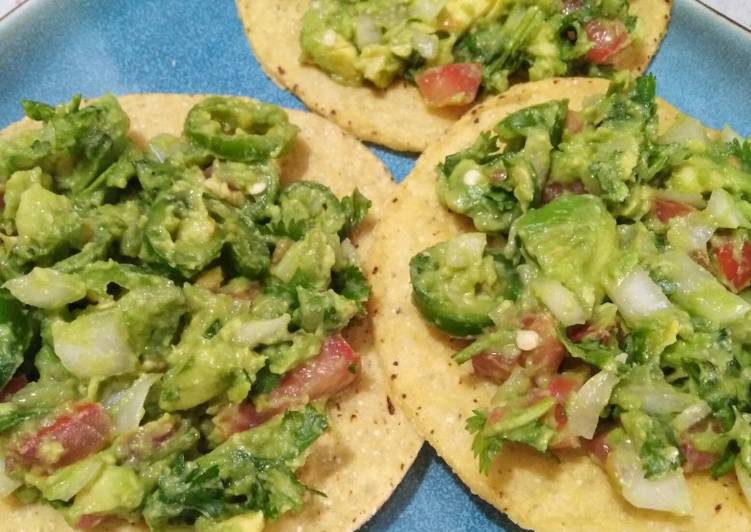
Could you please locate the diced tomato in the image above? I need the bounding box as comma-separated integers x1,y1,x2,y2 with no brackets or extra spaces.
214,335,360,439
213,402,275,441
541,181,585,204
566,322,612,344
118,417,179,465
548,376,578,402
562,0,583,14
652,199,694,223
415,63,483,108
565,110,584,134
487,407,505,425
77,515,106,529
585,429,613,464
520,314,566,375
681,441,717,473
585,19,628,64
6,403,111,473
553,403,568,431
0,375,27,402
471,351,521,384
711,238,751,292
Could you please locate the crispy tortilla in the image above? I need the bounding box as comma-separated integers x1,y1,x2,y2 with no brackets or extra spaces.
0,94,422,532
368,78,751,531
238,0,672,153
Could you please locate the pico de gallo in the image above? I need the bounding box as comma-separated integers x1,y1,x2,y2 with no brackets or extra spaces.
300,0,640,107
0,94,372,530
409,74,751,515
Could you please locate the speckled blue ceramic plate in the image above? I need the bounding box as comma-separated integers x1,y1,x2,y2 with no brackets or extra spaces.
1,1,750,530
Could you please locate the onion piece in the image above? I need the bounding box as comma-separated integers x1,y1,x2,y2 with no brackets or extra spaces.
705,189,748,229
0,457,20,497
567,369,620,439
606,268,671,324
107,374,161,435
355,15,381,49
532,279,587,326
608,440,693,515
229,314,291,347
51,309,137,379
658,115,707,145
412,32,438,59
410,0,446,22
736,459,751,508
653,189,705,209
4,267,86,310
671,401,711,433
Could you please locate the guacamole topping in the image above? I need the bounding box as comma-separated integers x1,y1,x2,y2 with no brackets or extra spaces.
0,94,373,529
410,74,751,515
300,0,638,106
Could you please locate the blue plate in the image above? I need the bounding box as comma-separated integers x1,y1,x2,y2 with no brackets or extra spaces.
1,1,750,530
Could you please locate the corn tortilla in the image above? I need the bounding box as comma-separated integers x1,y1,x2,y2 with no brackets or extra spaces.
368,78,751,531
238,0,672,153
0,94,422,532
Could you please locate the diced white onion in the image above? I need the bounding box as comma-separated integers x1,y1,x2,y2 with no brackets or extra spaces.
705,189,748,229
653,190,705,208
736,460,751,509
412,32,438,59
659,115,707,145
0,457,20,497
52,309,136,379
532,279,587,326
607,268,671,324
107,374,161,435
409,0,447,22
667,217,714,252
231,314,291,347
567,369,620,439
445,233,486,268
355,15,381,49
322,29,336,47
4,267,86,310
639,388,696,415
609,441,693,515
671,401,711,433
248,181,267,195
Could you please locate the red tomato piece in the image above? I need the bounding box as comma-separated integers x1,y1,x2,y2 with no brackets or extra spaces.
214,335,360,438
541,181,585,204
653,199,694,223
487,407,505,426
77,515,106,529
213,402,275,441
520,314,566,375
6,403,111,473
711,238,751,292
415,63,483,108
548,376,578,402
585,429,613,464
681,441,717,473
553,403,568,431
585,19,628,64
564,109,584,134
0,375,27,402
562,0,583,14
471,351,521,384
